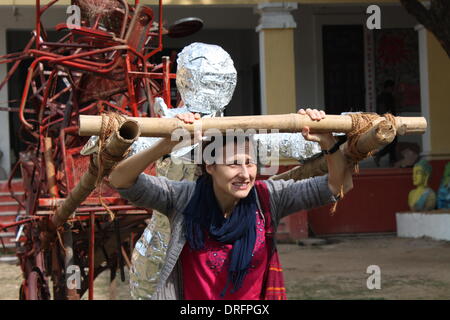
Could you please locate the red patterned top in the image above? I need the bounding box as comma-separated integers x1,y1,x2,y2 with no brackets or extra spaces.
180,210,269,300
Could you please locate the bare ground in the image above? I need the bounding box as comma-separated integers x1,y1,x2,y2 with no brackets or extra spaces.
1,235,450,300
281,235,450,300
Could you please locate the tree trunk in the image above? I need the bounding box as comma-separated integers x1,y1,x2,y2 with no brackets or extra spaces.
400,0,450,58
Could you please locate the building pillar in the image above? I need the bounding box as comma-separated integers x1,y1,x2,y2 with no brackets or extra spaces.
416,25,450,160
0,26,11,176
256,3,305,241
416,24,450,187
255,2,297,115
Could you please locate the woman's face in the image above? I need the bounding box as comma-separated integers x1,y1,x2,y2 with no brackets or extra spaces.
205,142,257,200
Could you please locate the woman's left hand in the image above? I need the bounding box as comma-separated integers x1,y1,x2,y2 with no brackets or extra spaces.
299,108,353,197
298,108,336,150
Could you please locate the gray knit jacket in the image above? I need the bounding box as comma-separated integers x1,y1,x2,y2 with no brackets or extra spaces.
116,173,337,300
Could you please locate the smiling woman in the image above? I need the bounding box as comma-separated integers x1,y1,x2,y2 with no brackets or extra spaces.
109,108,353,300
201,135,257,216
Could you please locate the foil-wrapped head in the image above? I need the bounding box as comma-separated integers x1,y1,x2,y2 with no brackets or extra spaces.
176,42,237,114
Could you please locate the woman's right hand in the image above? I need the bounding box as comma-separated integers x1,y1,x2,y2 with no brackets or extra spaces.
175,112,203,145
176,112,201,124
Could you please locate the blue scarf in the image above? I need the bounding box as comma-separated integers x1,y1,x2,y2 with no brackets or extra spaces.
183,176,257,296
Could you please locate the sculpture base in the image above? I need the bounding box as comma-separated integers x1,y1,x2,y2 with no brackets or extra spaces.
396,210,450,241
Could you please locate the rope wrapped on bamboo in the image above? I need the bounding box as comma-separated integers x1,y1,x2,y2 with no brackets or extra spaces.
51,112,141,228
271,114,398,214
271,115,398,182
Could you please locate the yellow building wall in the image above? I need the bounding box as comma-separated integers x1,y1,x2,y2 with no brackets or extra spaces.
262,29,297,114
427,31,450,158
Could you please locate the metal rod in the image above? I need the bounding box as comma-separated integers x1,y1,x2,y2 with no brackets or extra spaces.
114,219,125,282
162,56,171,108
36,0,41,49
88,211,95,300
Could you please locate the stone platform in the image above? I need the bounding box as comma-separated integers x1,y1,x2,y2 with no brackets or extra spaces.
396,210,450,241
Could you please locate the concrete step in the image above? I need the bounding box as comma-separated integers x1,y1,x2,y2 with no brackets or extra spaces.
0,179,24,193
0,255,18,264
0,191,24,202
0,201,22,211
0,233,16,247
0,232,15,238
0,212,26,226
0,211,26,217
0,242,16,248
0,202,22,206
0,191,25,215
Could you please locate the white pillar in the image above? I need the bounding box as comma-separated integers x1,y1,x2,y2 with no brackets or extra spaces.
0,26,11,176
415,24,431,158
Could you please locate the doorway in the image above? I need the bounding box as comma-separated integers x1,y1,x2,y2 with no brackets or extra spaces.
322,25,365,114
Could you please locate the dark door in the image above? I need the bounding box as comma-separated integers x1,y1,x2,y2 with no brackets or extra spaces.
322,25,365,114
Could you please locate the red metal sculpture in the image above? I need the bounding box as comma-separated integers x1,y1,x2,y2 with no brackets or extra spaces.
0,0,199,300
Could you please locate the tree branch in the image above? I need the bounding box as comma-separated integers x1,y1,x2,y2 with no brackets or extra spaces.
400,0,433,29
400,0,450,57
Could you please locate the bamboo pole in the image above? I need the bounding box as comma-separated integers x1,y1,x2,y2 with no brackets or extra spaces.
51,119,140,228
79,113,427,137
270,119,397,181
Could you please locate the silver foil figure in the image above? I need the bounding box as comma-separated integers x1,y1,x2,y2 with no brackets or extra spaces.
253,132,322,161
81,135,164,159
129,212,170,300
153,97,189,118
80,135,99,155
154,96,222,118
81,130,323,162
127,137,161,157
79,42,328,299
129,158,198,300
176,42,237,114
